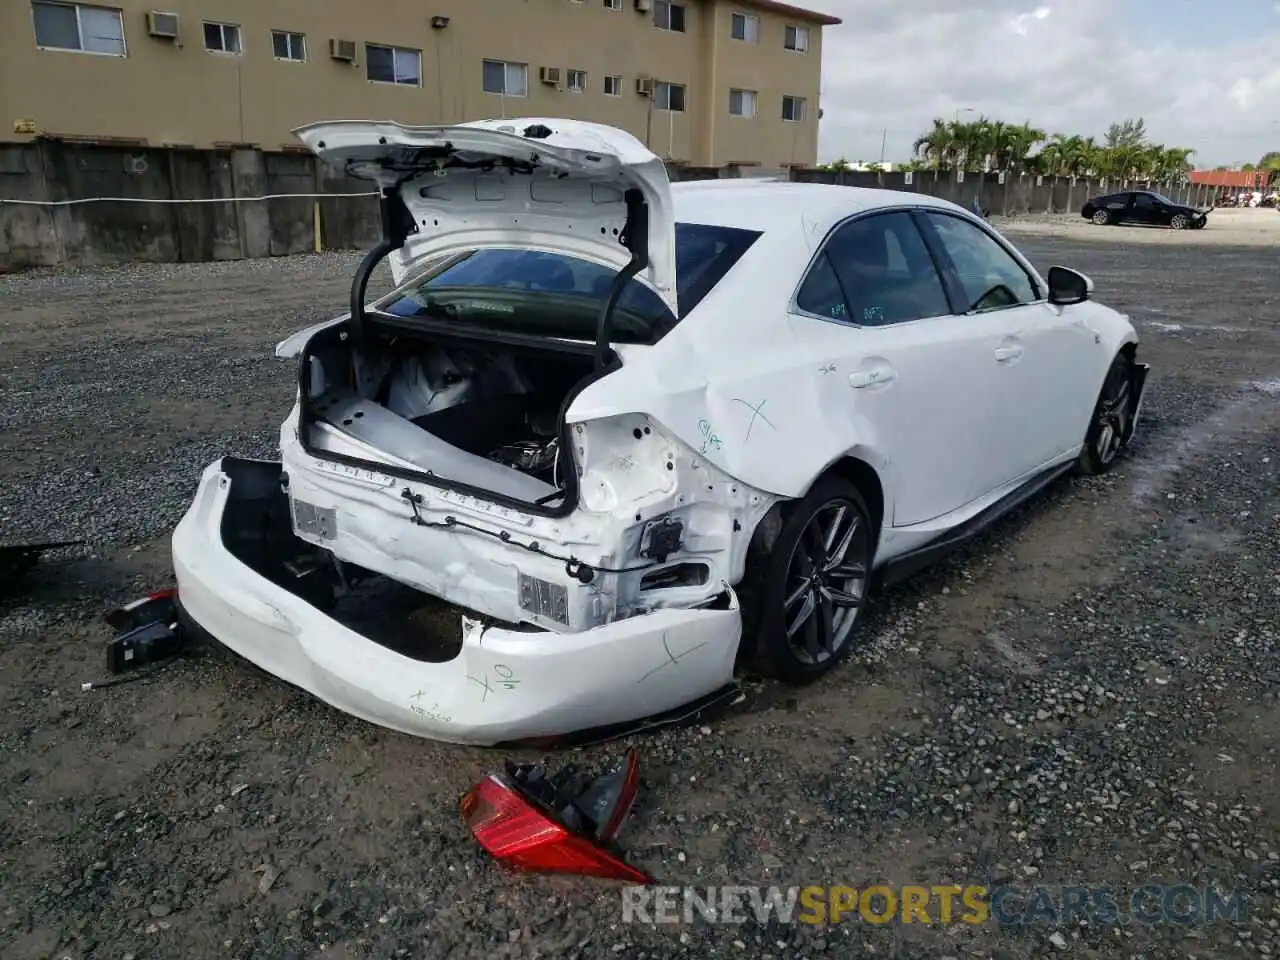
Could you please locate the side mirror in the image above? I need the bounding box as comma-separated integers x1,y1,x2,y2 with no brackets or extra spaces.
1047,265,1092,306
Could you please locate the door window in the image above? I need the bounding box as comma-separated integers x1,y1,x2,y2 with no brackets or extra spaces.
923,213,1039,313
1131,193,1156,211
795,212,950,326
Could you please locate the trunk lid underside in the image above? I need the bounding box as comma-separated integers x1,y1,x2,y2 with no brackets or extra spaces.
293,117,678,315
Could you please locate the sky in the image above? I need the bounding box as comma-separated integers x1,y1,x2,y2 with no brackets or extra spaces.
803,0,1280,167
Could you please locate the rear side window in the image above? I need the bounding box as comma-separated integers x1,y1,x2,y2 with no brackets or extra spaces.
796,211,950,326
381,222,760,342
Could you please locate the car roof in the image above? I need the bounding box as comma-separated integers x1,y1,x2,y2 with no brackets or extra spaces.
670,180,970,234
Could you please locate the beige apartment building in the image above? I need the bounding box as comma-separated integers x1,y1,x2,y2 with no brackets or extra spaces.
1,0,839,168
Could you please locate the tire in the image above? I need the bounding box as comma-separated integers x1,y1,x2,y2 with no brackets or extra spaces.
1170,214,1189,230
1091,209,1111,225
1076,351,1137,476
739,476,875,683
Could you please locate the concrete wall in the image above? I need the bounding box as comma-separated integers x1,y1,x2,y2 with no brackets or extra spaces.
0,138,1219,273
791,168,1218,215
0,138,379,271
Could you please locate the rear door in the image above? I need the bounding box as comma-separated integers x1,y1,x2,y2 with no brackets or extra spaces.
791,211,1006,527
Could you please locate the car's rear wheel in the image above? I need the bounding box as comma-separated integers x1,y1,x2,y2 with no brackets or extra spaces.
1170,213,1189,230
1077,351,1136,475
1092,209,1111,225
740,477,874,683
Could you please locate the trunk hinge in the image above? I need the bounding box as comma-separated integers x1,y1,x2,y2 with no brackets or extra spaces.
594,188,649,372
348,186,416,346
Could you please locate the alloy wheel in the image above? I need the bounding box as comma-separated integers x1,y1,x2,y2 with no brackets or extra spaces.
1094,365,1133,465
782,499,869,666
1171,214,1189,230
1092,209,1110,225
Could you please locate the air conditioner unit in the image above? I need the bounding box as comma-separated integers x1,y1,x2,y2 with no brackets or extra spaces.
539,66,562,86
146,11,179,38
635,76,653,96
634,0,652,11
329,38,357,61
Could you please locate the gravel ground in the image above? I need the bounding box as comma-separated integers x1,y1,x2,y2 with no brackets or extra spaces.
1,216,1278,960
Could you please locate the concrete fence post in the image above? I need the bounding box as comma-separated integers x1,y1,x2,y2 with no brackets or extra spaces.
230,147,270,260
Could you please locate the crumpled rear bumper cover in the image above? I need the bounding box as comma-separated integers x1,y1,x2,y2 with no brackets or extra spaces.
171,458,741,746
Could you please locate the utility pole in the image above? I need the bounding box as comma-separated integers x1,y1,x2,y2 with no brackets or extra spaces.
879,128,887,165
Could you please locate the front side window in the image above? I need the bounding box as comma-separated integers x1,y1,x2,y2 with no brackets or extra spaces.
203,21,241,54
482,59,528,96
367,43,421,85
922,212,1038,312
797,212,950,326
32,2,125,55
655,81,686,112
379,223,762,342
654,1,686,32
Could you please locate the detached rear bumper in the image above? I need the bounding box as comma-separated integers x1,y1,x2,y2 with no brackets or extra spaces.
171,458,741,746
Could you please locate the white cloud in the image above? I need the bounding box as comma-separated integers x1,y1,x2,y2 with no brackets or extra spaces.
1010,5,1051,36
806,0,1280,167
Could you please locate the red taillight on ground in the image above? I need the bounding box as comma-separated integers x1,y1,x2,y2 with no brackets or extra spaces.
461,763,652,884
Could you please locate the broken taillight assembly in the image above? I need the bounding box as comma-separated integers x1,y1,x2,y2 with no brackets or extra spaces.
460,747,652,884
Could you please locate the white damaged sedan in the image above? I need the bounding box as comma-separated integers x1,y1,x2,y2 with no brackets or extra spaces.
171,117,1149,746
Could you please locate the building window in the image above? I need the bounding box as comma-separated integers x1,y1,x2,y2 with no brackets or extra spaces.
782,95,806,122
729,89,757,118
655,81,686,112
271,30,305,61
482,59,528,96
203,21,241,54
603,0,622,8
654,1,686,32
603,74,622,96
784,24,809,51
730,12,759,42
367,43,421,85
567,69,587,92
32,2,125,56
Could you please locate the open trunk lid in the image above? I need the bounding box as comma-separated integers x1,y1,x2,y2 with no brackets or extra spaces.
293,118,678,315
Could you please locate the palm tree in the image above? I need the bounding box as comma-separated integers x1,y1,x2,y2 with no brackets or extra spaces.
908,116,1193,186
913,118,957,170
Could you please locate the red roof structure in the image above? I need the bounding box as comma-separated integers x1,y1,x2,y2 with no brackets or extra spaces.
1188,169,1272,188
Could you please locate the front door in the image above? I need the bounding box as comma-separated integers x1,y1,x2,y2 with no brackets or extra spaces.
916,210,1103,486
1124,192,1160,225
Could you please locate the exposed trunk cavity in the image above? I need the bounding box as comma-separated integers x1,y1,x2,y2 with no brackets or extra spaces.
298,319,617,511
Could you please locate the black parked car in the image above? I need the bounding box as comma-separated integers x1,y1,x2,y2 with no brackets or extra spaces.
1080,190,1208,230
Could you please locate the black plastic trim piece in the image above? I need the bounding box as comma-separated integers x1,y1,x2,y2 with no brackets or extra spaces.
875,461,1074,590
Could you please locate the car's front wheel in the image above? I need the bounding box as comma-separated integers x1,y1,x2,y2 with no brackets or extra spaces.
1077,351,1137,475
1170,213,1189,230
741,477,874,683
1092,209,1111,225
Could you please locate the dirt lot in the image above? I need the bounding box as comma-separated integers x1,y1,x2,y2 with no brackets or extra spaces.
1,210,1278,960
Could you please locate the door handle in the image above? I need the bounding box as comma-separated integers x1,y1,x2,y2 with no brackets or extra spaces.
848,363,896,389
994,344,1024,363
